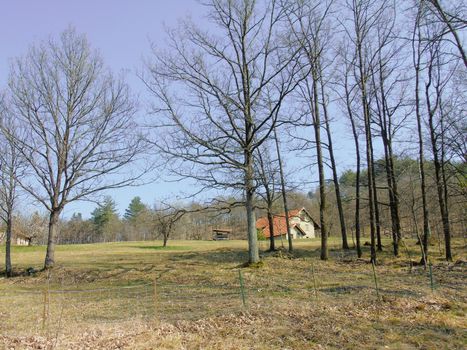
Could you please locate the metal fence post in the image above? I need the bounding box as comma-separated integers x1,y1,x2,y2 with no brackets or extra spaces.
311,262,318,299
429,262,435,292
238,270,247,308
42,289,48,331
371,261,381,301
153,277,158,318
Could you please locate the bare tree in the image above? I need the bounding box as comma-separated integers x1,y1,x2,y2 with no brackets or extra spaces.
321,78,350,250
273,127,294,252
367,0,408,257
412,2,432,266
286,0,351,251
424,40,456,261
152,204,186,247
285,0,336,260
338,49,363,257
414,0,465,261
143,0,305,264
342,0,392,263
0,95,25,277
6,29,146,269
255,143,280,251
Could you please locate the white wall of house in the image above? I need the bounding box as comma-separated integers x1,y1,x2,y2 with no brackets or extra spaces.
297,222,315,238
286,227,313,240
289,209,316,238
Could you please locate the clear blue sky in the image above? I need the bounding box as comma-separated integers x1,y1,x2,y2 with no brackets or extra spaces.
0,0,208,218
0,0,358,218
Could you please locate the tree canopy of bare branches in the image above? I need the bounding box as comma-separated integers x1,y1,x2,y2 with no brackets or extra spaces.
5,28,147,269
143,0,307,264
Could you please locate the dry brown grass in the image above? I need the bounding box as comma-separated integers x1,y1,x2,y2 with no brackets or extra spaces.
0,238,466,349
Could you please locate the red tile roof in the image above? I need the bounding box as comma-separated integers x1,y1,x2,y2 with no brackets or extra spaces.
256,208,304,238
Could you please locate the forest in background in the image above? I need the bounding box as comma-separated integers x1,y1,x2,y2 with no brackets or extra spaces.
7,156,465,254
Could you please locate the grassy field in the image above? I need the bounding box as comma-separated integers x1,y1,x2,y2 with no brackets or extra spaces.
0,237,466,349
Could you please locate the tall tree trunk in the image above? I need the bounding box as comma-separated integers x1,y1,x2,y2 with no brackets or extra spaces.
245,152,260,264
373,64,401,256
358,72,377,262
163,232,168,247
366,117,377,263
425,66,452,262
267,205,276,251
429,128,452,261
310,70,328,260
440,114,450,222
44,210,60,269
367,85,381,252
413,13,430,266
345,73,362,257
354,144,362,257
321,81,349,250
353,3,377,263
382,136,399,255
439,108,453,261
5,213,12,277
257,148,276,252
388,141,402,255
273,128,293,253
372,162,383,253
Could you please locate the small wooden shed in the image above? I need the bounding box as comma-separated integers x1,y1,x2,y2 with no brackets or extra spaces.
15,233,32,246
212,228,231,241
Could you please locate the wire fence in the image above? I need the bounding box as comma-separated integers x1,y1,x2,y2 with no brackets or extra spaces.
0,261,464,338
0,283,154,336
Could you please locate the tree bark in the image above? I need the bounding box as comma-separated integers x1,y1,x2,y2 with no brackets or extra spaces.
344,71,362,258
267,207,276,252
374,63,401,256
256,144,277,252
321,81,349,250
371,153,383,253
425,62,453,261
352,0,377,263
245,152,260,264
5,213,12,277
429,129,452,261
356,52,377,262
382,135,399,255
273,128,293,253
310,69,328,260
386,141,402,256
365,115,377,263
44,210,60,269
413,9,430,266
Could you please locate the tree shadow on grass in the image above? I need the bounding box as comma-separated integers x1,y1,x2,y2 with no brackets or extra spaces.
375,317,464,347
179,247,250,265
131,245,192,251
319,285,421,298
179,245,361,266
